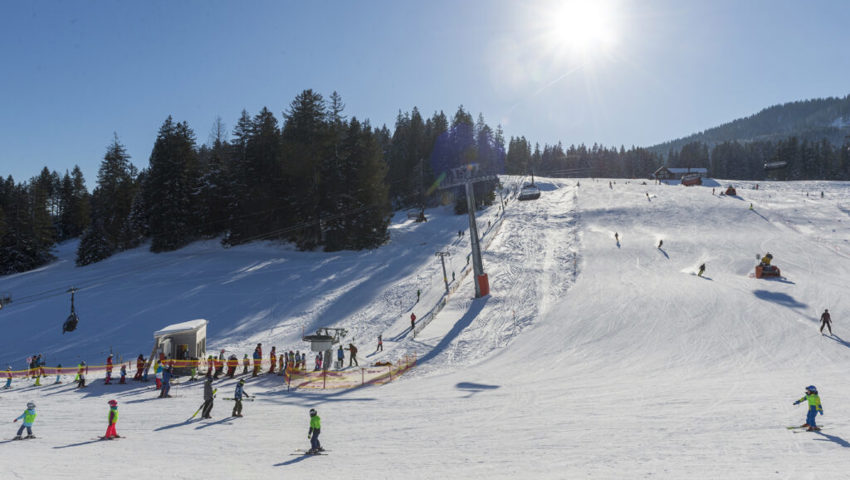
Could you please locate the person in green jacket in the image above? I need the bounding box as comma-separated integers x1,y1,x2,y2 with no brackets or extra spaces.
307,408,323,454
13,401,37,439
793,385,823,431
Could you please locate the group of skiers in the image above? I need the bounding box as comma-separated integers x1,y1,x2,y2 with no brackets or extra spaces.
10,398,120,441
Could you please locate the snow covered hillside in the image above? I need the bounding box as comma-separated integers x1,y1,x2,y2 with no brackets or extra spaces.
2,177,850,479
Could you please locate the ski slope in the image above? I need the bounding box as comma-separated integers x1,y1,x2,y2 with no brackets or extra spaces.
2,177,850,479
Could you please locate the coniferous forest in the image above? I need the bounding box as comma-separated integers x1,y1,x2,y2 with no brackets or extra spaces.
3,90,850,274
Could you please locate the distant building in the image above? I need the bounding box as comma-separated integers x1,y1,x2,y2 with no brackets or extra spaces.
652,167,708,180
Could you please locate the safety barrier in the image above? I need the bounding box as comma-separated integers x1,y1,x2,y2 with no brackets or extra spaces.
4,355,417,391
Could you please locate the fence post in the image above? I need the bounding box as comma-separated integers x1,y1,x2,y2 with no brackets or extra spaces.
361,367,365,385
388,365,393,382
323,368,326,389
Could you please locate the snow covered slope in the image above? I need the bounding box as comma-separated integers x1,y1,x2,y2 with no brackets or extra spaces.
2,178,850,479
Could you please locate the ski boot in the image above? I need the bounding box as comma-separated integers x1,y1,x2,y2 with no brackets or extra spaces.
13,435,22,440
25,434,36,439
806,426,821,432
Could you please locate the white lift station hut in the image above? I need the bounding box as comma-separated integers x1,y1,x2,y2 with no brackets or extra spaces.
153,319,208,362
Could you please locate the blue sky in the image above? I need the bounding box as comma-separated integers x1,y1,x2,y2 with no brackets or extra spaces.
1,0,848,187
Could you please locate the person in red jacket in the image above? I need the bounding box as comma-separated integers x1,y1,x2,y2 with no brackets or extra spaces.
134,355,145,380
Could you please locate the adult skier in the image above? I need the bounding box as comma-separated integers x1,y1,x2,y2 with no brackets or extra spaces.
337,345,344,369
252,344,262,377
307,408,323,454
376,334,383,352
159,364,172,398
5,365,13,389
820,309,832,335
134,354,145,380
232,379,251,417
201,377,215,419
13,401,37,439
793,385,823,431
697,263,706,277
347,343,358,367
268,347,276,374
103,399,120,439
227,354,238,378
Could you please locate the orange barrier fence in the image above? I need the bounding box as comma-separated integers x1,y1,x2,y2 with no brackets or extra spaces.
4,355,417,390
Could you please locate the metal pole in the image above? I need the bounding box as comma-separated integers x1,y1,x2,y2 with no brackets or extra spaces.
465,181,485,297
435,251,450,295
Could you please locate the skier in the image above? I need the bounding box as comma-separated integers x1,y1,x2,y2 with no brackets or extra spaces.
134,354,145,380
227,354,238,378
232,379,250,417
410,312,416,332
155,362,163,389
105,354,113,385
294,350,302,370
314,353,322,371
242,354,250,375
376,334,383,352
55,364,62,384
252,343,262,377
159,364,172,398
697,263,706,277
205,355,214,379
5,365,13,389
13,401,37,439
103,399,120,439
307,408,323,454
820,309,832,335
347,343,358,367
268,347,276,374
337,344,344,369
119,364,126,384
793,385,823,431
278,354,285,375
658,240,663,249
614,232,619,243
417,289,421,303
32,355,41,386
76,361,87,388
201,377,215,419
300,351,307,370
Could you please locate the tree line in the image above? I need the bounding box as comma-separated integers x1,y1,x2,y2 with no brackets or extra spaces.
1,90,506,274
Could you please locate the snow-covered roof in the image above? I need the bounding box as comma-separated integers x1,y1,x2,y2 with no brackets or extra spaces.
154,319,208,337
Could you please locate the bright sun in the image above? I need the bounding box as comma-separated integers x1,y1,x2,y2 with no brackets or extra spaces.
546,0,618,55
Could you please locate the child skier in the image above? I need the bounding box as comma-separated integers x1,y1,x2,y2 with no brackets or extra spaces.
4,366,12,389
13,401,37,439
307,408,323,454
119,364,127,384
793,385,823,431
232,379,251,417
55,364,62,384
103,399,120,439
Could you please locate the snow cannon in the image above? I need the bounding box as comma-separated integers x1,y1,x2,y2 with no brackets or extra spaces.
755,253,781,279
725,186,737,196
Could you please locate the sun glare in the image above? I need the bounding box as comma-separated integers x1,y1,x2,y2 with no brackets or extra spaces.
546,1,618,55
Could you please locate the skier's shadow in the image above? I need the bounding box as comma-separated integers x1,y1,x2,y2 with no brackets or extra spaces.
53,438,104,449
812,430,850,447
274,455,316,466
194,417,233,430
824,334,850,349
657,248,669,259
155,419,196,431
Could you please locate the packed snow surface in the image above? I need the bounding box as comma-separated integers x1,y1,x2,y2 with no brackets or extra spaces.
2,177,850,479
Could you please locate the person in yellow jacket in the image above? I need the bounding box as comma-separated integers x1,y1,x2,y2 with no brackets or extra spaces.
793,385,823,431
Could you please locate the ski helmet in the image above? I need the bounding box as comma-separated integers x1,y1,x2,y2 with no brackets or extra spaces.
309,408,317,417
806,385,818,394
239,379,245,384
26,401,35,409
108,399,118,407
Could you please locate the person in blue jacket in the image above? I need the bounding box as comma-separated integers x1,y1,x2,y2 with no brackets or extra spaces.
793,385,823,431
13,401,37,439
159,364,173,398
232,378,251,417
